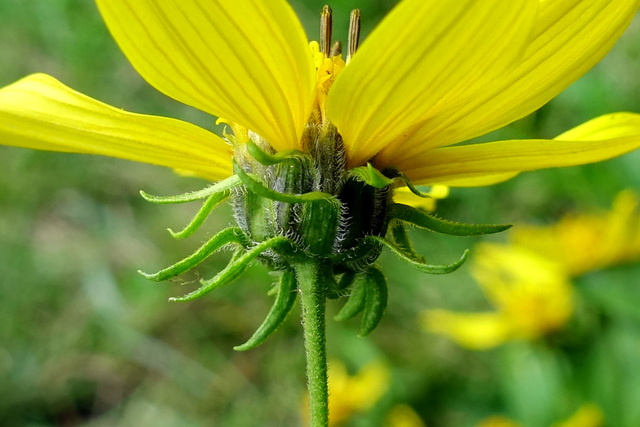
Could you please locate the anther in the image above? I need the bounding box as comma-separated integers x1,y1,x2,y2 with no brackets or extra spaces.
347,9,361,63
320,5,333,57
331,40,342,58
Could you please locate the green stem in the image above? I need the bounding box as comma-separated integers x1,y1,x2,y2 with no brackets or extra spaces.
296,261,329,427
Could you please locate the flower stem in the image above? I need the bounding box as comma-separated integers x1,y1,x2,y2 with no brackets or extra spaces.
296,261,329,427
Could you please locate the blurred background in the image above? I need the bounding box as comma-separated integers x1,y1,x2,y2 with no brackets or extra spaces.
1,1,639,426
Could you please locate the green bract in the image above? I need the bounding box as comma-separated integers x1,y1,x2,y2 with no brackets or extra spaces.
140,125,510,346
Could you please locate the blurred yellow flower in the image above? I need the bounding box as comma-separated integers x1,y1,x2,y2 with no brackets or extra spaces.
423,190,640,350
475,403,603,427
303,360,390,426
423,244,573,349
511,190,640,277
551,404,604,427
476,416,524,427
303,360,428,427
385,404,427,427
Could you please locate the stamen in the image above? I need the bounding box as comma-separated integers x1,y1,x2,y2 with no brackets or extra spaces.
320,5,333,57
347,9,361,63
331,40,342,58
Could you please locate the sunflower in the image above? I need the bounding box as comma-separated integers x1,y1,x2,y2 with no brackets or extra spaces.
1,1,639,425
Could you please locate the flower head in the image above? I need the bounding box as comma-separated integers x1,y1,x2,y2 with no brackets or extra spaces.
385,404,427,427
302,359,390,426
423,190,640,350
475,403,604,427
423,243,574,350
510,190,640,276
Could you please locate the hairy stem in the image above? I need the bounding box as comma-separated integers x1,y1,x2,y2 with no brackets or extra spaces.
296,261,329,427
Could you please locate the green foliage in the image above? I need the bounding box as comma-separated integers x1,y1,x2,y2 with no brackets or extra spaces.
140,174,241,204
138,227,248,281
373,237,469,274
233,159,335,204
386,203,512,236
349,163,395,188
170,236,295,302
167,190,232,239
357,268,388,337
234,270,298,351
246,139,307,166
334,274,367,322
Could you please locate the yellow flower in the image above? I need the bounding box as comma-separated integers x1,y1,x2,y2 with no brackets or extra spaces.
476,416,524,427
475,403,604,427
423,190,640,350
510,190,640,277
303,360,390,426
385,404,427,427
423,243,574,350
1,0,640,187
551,404,604,427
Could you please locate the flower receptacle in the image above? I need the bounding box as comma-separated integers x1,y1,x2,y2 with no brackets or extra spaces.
232,129,392,271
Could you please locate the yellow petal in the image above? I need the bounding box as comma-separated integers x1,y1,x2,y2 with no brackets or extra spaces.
380,0,640,165
0,74,232,180
425,173,520,188
397,113,640,186
95,0,315,152
327,0,538,167
392,185,449,211
555,112,640,140
421,310,513,350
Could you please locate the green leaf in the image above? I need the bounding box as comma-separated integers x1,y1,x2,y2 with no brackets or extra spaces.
359,268,388,337
386,203,511,236
334,274,366,322
389,222,425,262
382,168,435,198
140,174,241,204
328,270,356,299
234,270,298,351
138,227,247,281
234,159,336,205
349,163,394,189
397,172,435,198
246,139,307,166
331,239,382,266
170,236,296,302
337,270,357,291
168,190,231,239
372,236,469,274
